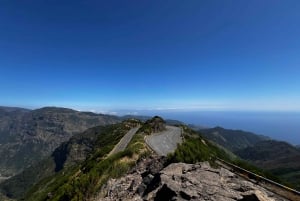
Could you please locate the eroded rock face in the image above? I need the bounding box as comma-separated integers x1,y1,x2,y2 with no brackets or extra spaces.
98,158,288,201
0,107,119,176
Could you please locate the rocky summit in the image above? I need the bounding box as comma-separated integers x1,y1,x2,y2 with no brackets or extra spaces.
99,156,288,201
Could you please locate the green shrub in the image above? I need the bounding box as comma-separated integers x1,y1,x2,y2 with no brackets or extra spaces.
167,135,230,165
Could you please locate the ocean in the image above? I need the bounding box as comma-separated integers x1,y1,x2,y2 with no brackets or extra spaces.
134,111,300,145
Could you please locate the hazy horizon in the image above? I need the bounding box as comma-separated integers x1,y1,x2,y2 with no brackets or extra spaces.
2,104,300,145
3,104,300,114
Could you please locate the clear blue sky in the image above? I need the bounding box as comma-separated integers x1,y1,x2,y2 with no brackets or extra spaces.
1,0,300,113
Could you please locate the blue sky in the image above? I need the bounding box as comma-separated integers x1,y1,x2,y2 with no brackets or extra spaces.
1,0,300,113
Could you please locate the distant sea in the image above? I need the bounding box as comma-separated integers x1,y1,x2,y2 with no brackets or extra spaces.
132,111,300,145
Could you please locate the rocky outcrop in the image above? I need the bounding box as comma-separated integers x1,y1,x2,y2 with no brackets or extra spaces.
99,158,288,201
139,116,166,135
97,156,166,201
149,116,166,133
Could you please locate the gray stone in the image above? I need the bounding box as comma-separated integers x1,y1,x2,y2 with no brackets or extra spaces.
97,158,289,201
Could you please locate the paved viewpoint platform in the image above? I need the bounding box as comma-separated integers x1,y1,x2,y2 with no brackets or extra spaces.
145,125,182,156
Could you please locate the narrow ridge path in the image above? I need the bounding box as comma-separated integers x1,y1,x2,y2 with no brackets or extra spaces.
108,126,140,156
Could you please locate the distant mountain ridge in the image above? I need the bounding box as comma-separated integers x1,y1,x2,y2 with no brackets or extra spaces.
0,106,120,177
236,140,300,168
200,126,269,152
0,106,30,113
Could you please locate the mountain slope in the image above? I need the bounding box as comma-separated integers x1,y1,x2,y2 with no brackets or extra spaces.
236,140,300,169
0,121,136,200
23,120,149,201
0,107,30,143
0,106,119,177
236,140,300,189
200,126,269,152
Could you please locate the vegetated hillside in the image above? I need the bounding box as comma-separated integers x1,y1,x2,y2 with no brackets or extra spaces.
0,121,138,200
200,126,269,152
236,140,300,190
0,106,120,177
236,140,300,169
23,120,149,201
167,126,232,164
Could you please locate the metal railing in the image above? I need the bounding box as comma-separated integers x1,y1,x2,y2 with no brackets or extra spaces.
216,157,300,201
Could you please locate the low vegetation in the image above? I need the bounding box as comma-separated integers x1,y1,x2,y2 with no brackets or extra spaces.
167,126,231,165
